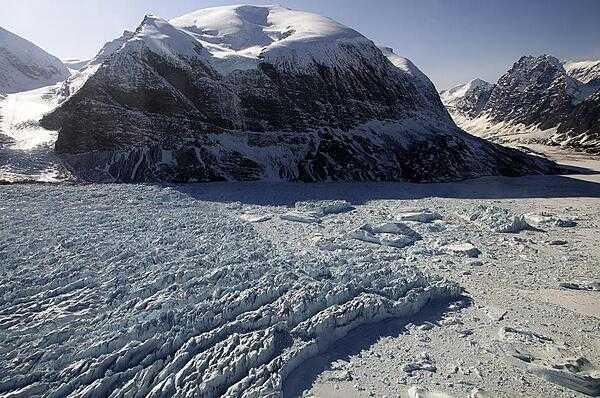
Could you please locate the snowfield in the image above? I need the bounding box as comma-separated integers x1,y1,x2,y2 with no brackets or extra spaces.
1,156,600,397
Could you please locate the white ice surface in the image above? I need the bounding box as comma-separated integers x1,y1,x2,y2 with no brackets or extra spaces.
0,184,459,397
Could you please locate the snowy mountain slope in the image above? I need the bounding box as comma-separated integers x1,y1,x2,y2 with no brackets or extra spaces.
93,30,136,65
0,84,68,182
170,5,373,73
564,59,600,84
42,5,558,182
58,30,136,99
379,46,442,107
440,79,495,118
0,26,70,94
442,55,600,153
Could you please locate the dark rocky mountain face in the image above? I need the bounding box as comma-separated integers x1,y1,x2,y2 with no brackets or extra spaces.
553,91,600,153
484,55,577,130
41,8,558,182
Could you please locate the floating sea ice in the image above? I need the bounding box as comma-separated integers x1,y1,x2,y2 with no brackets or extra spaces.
397,208,442,223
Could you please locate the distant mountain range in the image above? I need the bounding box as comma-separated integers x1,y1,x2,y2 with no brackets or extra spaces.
441,55,600,153
0,26,69,94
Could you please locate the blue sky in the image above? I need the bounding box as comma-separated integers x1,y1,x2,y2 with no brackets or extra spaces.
3,0,600,89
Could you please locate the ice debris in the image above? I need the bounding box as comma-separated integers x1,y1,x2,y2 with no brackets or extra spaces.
280,211,322,223
239,213,273,223
499,326,600,396
485,306,508,322
406,387,495,398
407,386,454,398
403,352,437,374
441,242,481,258
559,281,600,291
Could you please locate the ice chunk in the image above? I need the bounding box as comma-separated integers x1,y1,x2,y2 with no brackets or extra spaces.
559,281,600,291
349,222,421,248
294,200,353,215
499,326,600,395
442,242,481,258
524,213,577,228
407,387,455,398
280,211,322,223
460,205,532,233
397,209,442,223
239,213,272,223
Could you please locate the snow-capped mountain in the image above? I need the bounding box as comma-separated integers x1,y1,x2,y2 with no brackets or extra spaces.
442,55,600,153
42,5,557,182
440,79,495,118
0,26,70,94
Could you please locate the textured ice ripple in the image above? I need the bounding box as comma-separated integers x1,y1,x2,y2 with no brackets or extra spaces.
0,184,460,397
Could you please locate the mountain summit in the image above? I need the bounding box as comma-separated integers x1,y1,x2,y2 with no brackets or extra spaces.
42,5,556,182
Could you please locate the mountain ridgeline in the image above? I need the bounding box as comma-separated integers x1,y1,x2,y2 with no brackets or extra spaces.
441,55,600,153
41,6,558,182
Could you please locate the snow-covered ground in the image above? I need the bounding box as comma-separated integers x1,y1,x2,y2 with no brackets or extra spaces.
0,84,66,182
1,147,599,397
